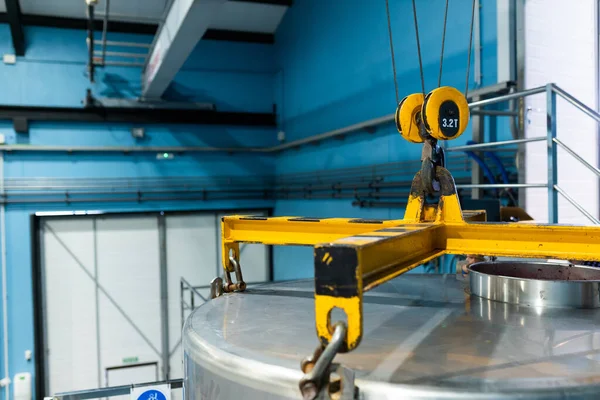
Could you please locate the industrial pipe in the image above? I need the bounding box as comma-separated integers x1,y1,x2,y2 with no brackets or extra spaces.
0,150,7,400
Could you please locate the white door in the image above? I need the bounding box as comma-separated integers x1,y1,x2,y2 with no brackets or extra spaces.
96,216,162,400
42,215,162,396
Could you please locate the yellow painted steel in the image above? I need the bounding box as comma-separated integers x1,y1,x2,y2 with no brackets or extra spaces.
220,171,600,351
221,216,404,245
315,295,361,351
423,86,470,140
444,222,600,261
395,93,425,143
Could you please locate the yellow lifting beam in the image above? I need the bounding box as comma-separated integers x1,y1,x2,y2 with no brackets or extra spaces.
221,167,600,353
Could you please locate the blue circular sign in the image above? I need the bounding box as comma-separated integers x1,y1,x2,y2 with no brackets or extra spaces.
137,389,167,400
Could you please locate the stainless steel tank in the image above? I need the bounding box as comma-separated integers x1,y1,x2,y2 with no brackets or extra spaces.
183,274,600,399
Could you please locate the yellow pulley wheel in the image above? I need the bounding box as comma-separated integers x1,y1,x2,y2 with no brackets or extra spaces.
395,93,425,143
422,86,470,141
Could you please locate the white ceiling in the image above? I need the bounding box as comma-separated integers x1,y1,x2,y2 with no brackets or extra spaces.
4,0,288,34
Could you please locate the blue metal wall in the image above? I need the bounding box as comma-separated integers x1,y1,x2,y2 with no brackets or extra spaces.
0,3,506,395
0,25,277,397
272,0,500,280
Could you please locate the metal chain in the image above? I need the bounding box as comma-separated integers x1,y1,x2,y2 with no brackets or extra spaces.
385,0,400,105
465,0,477,97
438,0,449,88
411,0,426,97
299,322,348,400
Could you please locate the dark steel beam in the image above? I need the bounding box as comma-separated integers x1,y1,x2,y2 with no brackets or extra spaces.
230,0,293,6
0,12,158,35
5,0,25,56
0,14,277,44
203,28,274,44
0,105,276,132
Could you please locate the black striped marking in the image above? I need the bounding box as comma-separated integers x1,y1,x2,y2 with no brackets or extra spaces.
348,218,384,224
355,234,396,238
289,217,322,222
239,216,268,221
377,225,433,233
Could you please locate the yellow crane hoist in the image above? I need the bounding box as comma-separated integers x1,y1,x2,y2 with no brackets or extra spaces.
218,85,600,353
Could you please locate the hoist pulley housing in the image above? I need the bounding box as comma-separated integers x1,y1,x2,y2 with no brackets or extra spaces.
396,86,470,142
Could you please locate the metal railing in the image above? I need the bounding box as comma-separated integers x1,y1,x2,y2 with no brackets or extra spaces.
548,85,600,224
180,277,208,329
450,83,600,224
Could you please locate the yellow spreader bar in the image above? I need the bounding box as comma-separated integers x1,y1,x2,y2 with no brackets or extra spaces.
220,167,600,353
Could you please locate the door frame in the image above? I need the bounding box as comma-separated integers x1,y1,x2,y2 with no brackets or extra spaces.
30,207,272,399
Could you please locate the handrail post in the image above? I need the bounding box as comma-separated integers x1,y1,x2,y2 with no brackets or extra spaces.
546,84,558,223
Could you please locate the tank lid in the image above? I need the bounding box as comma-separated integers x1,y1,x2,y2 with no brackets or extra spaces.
184,276,600,398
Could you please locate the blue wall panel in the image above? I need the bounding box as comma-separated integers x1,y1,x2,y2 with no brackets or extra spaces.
272,0,500,279
0,3,506,395
0,24,276,398
0,26,276,110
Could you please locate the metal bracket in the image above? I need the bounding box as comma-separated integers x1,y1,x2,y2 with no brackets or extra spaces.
209,277,224,299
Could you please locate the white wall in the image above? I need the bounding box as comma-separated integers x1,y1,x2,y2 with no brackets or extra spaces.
524,0,599,224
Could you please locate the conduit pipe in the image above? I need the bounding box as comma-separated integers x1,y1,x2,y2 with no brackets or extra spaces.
0,150,8,400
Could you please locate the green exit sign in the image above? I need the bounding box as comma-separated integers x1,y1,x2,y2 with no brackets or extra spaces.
122,356,139,364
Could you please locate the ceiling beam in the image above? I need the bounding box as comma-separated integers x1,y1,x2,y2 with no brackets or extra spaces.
5,0,25,56
204,28,274,44
26,13,157,35
142,0,228,100
0,12,157,35
230,0,293,6
0,13,275,43
0,104,276,133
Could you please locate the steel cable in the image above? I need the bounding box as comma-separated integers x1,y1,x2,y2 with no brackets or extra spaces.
385,0,400,104
411,0,426,96
438,0,449,87
465,0,477,97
